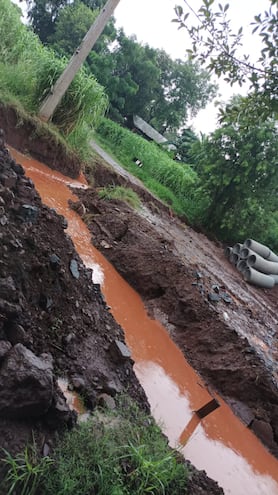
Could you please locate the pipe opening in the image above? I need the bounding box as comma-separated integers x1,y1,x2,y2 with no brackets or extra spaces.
247,254,256,267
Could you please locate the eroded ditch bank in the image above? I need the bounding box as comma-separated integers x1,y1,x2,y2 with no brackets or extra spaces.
11,148,278,495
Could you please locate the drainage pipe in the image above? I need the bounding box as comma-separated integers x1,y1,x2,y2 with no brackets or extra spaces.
225,246,233,258
236,260,247,273
229,252,240,265
247,253,278,275
244,239,278,262
243,267,275,288
232,243,243,254
240,247,255,260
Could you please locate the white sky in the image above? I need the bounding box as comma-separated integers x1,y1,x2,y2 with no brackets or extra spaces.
114,0,270,134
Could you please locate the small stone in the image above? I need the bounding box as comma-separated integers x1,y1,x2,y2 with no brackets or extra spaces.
98,393,116,410
71,376,85,390
0,215,8,226
195,271,203,280
20,204,39,223
208,293,221,303
220,292,232,304
49,254,61,268
110,339,132,361
0,341,12,362
70,259,80,279
212,284,220,293
42,443,50,457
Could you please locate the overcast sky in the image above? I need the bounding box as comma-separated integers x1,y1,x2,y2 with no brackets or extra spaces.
114,0,270,134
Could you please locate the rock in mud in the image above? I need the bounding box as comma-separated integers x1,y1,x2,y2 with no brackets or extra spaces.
110,339,132,361
70,259,80,279
0,344,54,418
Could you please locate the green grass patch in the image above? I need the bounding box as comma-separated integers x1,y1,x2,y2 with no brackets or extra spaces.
42,396,188,495
98,185,141,209
94,118,198,220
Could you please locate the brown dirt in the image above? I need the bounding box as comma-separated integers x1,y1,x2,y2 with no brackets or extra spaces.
76,159,278,458
0,110,224,494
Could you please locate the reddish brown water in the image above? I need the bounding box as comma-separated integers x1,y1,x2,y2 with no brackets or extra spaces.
11,148,278,495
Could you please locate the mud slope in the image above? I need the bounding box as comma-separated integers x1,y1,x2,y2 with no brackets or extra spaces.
76,164,278,457
0,127,224,493
0,136,147,457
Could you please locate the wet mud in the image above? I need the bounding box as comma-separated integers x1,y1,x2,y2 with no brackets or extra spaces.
75,163,278,458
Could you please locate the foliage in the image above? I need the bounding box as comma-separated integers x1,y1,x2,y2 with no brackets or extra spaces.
0,0,108,152
1,446,53,495
173,0,278,121
95,118,198,218
98,185,141,209
191,105,278,246
42,397,188,495
26,0,108,43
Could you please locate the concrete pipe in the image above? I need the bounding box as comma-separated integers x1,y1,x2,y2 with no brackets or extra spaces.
232,243,243,254
244,239,278,262
243,267,275,288
236,260,247,273
270,274,278,285
229,252,240,265
225,246,233,258
240,247,254,260
247,252,278,275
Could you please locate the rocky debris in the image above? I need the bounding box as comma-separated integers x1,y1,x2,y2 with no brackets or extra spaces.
0,133,148,476
0,344,54,418
110,339,132,362
70,259,80,279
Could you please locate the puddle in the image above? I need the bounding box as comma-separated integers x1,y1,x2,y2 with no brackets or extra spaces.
58,377,90,423
11,148,278,495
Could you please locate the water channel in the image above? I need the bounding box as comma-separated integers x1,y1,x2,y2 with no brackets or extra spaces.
10,148,278,495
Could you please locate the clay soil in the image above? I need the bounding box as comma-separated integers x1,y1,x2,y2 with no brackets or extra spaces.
0,110,225,494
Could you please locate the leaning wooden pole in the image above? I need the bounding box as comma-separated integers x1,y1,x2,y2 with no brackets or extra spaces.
38,0,121,122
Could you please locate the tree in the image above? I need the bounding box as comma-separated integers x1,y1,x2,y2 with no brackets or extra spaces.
191,101,278,242
26,0,108,43
174,0,278,121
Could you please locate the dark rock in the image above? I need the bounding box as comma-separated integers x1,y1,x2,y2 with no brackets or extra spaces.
0,298,22,317
0,276,17,302
251,419,274,447
20,204,39,223
39,293,53,311
0,340,12,362
212,284,220,293
195,271,203,279
6,324,30,346
49,253,61,268
110,339,132,361
61,217,68,229
0,344,54,418
103,378,122,396
0,170,17,189
208,293,221,303
70,259,80,279
220,292,232,304
98,393,116,410
71,376,86,391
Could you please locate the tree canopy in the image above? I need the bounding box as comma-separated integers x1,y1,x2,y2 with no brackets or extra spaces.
174,0,278,122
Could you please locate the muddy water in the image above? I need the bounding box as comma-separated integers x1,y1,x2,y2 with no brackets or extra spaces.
11,148,278,495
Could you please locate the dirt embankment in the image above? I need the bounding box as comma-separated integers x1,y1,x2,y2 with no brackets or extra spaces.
0,110,224,494
75,160,278,458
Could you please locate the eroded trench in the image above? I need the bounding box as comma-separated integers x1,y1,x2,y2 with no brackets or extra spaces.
10,148,278,495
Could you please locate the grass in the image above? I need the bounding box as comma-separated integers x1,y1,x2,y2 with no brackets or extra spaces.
42,396,188,495
98,185,141,209
1,445,53,495
1,397,188,495
94,118,199,220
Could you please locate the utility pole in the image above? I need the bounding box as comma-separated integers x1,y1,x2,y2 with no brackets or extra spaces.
39,0,121,122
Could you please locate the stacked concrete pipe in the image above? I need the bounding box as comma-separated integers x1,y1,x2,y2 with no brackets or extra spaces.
225,238,278,288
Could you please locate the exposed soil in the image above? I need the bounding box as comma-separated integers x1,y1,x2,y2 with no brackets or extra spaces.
0,108,224,494
75,156,278,458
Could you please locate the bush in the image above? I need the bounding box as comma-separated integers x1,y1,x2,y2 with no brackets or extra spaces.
98,185,141,209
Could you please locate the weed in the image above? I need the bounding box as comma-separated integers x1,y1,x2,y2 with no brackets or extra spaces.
98,185,141,209
42,396,188,495
1,445,53,495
